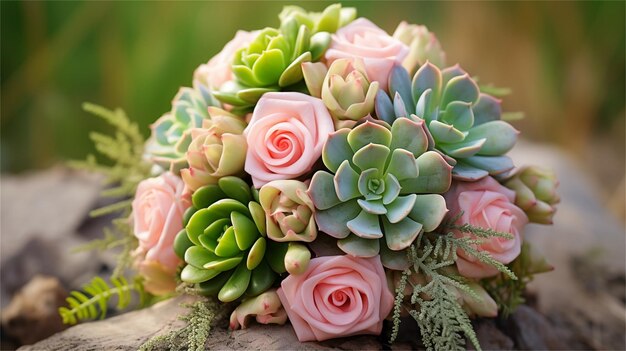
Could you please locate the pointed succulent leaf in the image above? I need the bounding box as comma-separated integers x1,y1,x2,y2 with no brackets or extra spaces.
382,173,402,205
438,138,486,158
389,66,415,115
389,117,429,156
357,199,387,215
309,32,332,60
441,74,480,107
375,90,396,124
237,87,278,104
412,62,442,111
314,200,360,239
452,162,490,181
334,161,361,202
399,151,452,194
302,62,328,98
279,52,312,87
337,234,380,257
322,129,354,173
440,101,474,131
441,65,467,85
472,93,502,125
352,143,390,174
383,217,423,251
385,194,417,224
466,120,518,156
347,121,392,151
415,88,437,121
215,227,240,257
386,149,419,181
347,210,383,239
463,155,515,175
308,171,341,210
408,194,448,232
429,120,466,144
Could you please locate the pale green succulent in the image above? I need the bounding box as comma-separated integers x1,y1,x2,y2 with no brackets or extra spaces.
279,3,356,34
504,166,560,224
303,59,379,129
307,119,451,269
375,63,519,181
174,176,310,302
147,77,220,173
392,22,446,74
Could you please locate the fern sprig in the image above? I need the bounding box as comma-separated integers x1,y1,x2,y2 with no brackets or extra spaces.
59,276,146,325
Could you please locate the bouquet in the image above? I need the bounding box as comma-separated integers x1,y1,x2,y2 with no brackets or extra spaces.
60,4,560,350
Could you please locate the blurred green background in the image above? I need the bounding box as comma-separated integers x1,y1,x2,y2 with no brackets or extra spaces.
1,1,624,210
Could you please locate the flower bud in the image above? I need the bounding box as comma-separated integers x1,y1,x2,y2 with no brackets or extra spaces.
505,166,560,224
180,107,247,191
320,59,379,129
284,243,311,275
229,289,287,330
392,22,446,74
456,281,498,318
259,180,317,242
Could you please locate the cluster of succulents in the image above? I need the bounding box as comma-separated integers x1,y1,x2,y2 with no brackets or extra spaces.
71,3,560,348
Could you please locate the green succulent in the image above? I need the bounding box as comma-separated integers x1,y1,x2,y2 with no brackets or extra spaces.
278,3,356,34
375,63,519,181
307,119,451,270
174,176,307,302
147,78,220,173
213,20,331,110
504,166,560,224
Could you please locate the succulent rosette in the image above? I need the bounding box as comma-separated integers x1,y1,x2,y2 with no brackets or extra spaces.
303,59,379,129
147,80,221,173
308,119,451,269
504,166,560,224
392,22,446,73
279,3,356,34
259,180,317,243
180,107,248,191
174,176,311,302
376,62,519,181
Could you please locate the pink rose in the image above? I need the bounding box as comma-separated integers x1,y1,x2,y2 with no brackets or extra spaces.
277,255,394,342
244,92,334,188
325,18,409,91
132,172,191,294
445,177,529,278
194,30,257,90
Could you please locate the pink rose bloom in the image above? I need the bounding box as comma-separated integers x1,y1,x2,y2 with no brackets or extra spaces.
277,255,394,342
325,18,409,91
194,30,257,90
244,92,334,188
132,172,191,295
445,177,529,279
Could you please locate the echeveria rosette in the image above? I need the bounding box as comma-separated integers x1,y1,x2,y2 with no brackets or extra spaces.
307,119,451,270
213,20,332,109
375,63,519,181
147,82,221,173
504,166,560,224
302,59,379,129
174,176,310,302
259,180,317,243
279,3,356,34
392,22,446,73
180,107,247,192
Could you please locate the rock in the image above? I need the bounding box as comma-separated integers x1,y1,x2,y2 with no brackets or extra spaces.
471,320,514,350
508,305,567,350
0,167,104,309
1,276,68,346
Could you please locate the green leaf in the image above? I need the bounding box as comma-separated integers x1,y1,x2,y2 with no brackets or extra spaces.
218,262,251,302
246,260,277,297
334,160,361,202
441,74,479,107
352,143,390,173
337,234,379,257
181,264,220,283
314,200,360,239
383,217,423,251
192,185,226,209
308,171,341,210
231,212,259,250
385,194,417,224
214,227,241,257
185,246,219,268
347,210,383,239
389,117,429,157
174,229,194,260
322,129,353,173
347,121,392,152
279,52,312,87
218,177,252,204
246,237,266,270
408,194,448,232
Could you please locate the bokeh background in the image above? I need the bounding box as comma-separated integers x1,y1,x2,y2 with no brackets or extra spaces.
1,0,624,211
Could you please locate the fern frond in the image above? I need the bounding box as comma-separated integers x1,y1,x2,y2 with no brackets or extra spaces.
58,276,146,325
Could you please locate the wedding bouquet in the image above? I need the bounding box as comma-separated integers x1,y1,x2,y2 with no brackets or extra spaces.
60,4,560,350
